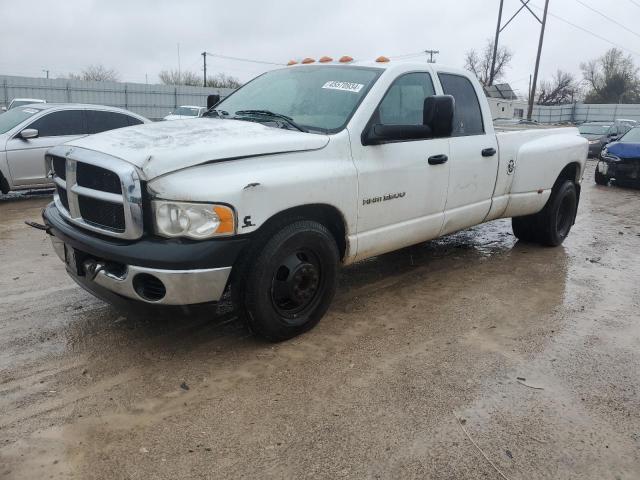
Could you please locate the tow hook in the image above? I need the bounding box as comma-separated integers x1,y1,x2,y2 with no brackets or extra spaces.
83,259,105,281
24,220,50,233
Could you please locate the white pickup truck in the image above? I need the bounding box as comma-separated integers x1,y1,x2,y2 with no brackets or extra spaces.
41,59,587,341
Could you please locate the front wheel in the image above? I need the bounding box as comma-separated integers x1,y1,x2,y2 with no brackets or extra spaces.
241,220,339,341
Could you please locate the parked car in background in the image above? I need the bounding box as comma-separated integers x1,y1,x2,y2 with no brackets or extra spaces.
596,126,640,188
0,104,149,193
2,98,47,112
578,121,623,158
163,105,207,121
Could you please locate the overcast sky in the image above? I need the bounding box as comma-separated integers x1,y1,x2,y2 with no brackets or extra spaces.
1,0,639,97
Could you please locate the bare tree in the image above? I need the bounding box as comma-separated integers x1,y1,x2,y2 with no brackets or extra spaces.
537,70,579,105
158,69,202,86
581,48,640,103
464,40,513,86
206,73,242,89
68,65,120,82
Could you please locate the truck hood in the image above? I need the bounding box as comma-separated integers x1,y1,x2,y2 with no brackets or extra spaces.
63,118,330,179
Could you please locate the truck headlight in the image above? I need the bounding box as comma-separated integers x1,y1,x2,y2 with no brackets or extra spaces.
588,140,599,145
152,201,235,239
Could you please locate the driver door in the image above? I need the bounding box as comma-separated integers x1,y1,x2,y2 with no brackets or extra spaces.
6,109,86,186
350,72,450,261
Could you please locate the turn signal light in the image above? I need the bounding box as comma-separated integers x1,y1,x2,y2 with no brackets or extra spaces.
376,56,390,63
319,56,333,63
287,60,298,66
301,57,316,64
339,56,354,63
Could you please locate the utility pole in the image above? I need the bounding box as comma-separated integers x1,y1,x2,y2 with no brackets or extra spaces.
42,69,49,79
527,0,550,121
489,0,543,87
489,0,504,86
201,52,207,87
424,50,439,63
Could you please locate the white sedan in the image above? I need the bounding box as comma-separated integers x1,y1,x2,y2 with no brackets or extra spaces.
0,103,149,193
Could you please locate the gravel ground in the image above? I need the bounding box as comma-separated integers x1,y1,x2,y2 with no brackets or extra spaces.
1,160,640,479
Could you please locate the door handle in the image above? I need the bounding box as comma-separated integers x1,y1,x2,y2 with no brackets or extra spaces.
428,154,448,165
482,147,497,157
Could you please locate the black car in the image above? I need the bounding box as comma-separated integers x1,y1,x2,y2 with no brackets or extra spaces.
596,127,640,187
579,122,621,158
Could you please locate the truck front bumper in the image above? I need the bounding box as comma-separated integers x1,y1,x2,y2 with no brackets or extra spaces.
43,203,248,305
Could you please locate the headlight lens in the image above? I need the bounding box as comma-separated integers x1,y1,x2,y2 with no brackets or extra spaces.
152,201,235,239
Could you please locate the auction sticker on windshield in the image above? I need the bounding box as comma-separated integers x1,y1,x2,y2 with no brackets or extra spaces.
322,81,364,93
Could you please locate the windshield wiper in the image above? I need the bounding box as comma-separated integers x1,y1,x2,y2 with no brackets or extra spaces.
234,110,308,133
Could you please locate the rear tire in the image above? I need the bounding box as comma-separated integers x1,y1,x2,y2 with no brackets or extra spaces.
594,165,608,186
511,215,539,243
239,220,339,342
512,179,578,247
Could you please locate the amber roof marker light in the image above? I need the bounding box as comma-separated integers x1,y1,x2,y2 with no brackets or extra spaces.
301,57,316,64
287,60,298,66
339,56,354,63
375,56,390,63
319,56,333,63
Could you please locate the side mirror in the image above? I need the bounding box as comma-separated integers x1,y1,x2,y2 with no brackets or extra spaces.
1,106,6,112
423,95,455,137
19,128,39,140
207,94,220,110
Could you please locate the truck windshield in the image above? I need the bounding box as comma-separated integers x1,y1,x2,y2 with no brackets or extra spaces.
215,66,382,133
0,107,40,134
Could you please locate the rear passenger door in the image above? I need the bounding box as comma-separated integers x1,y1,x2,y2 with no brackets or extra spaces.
6,109,87,186
86,110,142,134
438,72,499,235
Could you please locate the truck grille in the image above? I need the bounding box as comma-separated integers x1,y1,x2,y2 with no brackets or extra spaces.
46,146,143,240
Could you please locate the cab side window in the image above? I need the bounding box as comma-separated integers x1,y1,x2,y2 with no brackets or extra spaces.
28,110,85,137
376,73,435,126
438,73,484,136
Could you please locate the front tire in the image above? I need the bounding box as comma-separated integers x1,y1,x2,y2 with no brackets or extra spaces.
241,220,339,341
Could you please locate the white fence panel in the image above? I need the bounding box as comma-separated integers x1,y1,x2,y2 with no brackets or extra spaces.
0,74,234,120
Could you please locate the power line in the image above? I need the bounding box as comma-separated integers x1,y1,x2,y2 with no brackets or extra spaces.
628,0,640,8
204,53,284,66
530,3,640,57
574,0,640,39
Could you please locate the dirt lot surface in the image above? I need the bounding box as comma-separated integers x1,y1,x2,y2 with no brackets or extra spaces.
2,160,640,479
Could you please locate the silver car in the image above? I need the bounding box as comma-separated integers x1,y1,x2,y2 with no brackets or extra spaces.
0,103,149,193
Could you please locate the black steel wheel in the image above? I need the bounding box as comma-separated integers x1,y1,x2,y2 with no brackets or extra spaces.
240,220,339,341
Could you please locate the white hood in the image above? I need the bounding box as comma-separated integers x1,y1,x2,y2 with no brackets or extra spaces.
64,118,329,179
